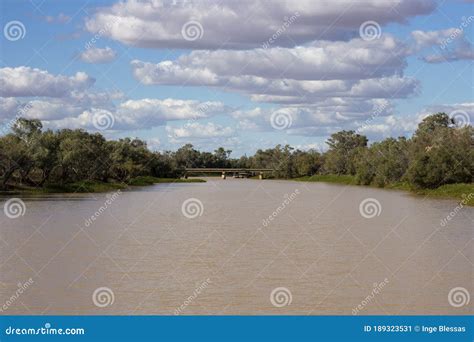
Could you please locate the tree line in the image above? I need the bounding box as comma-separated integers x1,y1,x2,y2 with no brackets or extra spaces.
0,113,472,190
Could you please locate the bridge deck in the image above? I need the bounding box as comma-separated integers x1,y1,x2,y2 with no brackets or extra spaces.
184,168,273,172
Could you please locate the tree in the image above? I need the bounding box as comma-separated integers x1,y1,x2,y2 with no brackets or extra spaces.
324,130,368,175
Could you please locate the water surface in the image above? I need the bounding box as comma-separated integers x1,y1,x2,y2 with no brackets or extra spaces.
0,179,472,314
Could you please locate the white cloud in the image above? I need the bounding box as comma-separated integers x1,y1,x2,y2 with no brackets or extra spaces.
130,35,419,105
411,28,474,63
231,99,394,136
0,67,94,98
166,122,235,140
85,0,435,49
80,46,117,64
45,13,71,24
39,98,229,131
132,36,407,82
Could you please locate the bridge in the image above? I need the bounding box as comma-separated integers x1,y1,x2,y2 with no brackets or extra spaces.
183,168,274,179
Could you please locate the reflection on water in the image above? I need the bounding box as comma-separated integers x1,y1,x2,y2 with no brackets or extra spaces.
0,178,472,315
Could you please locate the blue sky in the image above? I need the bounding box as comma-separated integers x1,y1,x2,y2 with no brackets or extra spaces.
0,0,472,156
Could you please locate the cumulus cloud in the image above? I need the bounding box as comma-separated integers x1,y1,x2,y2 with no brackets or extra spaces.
80,46,117,63
133,36,407,82
411,27,474,63
0,67,94,98
40,98,229,131
85,0,435,49
166,122,235,140
231,98,394,136
0,66,228,131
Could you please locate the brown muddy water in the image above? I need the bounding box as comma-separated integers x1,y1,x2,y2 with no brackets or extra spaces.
0,178,472,315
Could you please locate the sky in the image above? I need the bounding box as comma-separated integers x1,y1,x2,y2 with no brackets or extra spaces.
0,0,473,156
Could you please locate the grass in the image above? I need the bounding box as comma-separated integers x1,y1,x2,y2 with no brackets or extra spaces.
0,177,206,194
293,175,474,206
127,176,206,186
412,183,474,206
294,174,357,185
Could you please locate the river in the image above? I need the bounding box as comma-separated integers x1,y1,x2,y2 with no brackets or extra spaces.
0,178,472,315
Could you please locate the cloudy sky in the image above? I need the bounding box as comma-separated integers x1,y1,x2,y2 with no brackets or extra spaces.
1,0,472,155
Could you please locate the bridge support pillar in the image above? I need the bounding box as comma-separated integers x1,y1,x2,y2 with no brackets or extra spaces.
221,171,226,179
259,172,263,180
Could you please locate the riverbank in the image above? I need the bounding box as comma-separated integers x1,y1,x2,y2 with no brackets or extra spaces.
294,175,474,206
0,177,206,195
